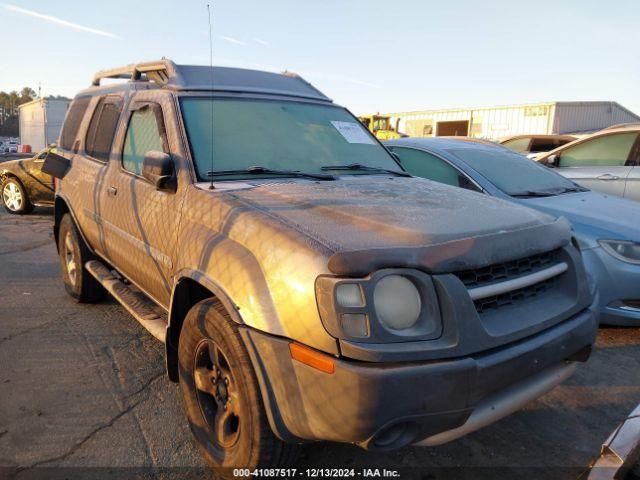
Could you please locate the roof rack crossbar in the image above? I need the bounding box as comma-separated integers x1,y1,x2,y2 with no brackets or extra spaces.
92,59,179,87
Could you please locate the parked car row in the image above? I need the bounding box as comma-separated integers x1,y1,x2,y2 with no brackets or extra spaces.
2,59,638,471
386,137,640,326
0,140,19,154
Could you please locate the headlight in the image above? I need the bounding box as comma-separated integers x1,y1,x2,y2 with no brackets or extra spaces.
373,275,421,330
599,240,640,265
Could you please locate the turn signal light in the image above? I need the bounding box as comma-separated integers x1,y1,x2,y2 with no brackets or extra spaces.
289,343,335,374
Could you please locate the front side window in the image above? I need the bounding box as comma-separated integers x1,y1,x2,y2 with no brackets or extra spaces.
448,147,578,196
372,117,390,131
559,132,637,167
391,146,470,189
122,106,166,175
179,97,401,181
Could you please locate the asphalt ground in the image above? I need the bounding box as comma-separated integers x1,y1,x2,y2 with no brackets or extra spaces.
1,206,639,480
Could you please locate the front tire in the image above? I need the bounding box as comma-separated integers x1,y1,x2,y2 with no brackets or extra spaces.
58,213,106,303
178,299,298,471
2,177,33,214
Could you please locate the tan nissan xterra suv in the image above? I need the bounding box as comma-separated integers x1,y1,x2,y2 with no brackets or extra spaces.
44,59,598,470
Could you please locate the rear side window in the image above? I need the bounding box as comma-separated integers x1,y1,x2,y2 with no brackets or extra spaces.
85,96,123,162
122,105,167,176
59,96,91,150
502,137,531,153
559,132,638,167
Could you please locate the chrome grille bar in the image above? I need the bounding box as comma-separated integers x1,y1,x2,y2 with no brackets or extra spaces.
468,262,568,301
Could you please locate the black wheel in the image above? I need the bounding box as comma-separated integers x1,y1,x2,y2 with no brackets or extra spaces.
58,213,106,303
2,177,34,214
178,299,298,471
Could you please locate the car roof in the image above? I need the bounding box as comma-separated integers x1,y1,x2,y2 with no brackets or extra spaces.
385,136,509,156
499,134,577,143
77,58,332,103
600,122,640,132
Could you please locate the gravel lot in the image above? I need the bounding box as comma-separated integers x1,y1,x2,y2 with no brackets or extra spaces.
1,207,639,479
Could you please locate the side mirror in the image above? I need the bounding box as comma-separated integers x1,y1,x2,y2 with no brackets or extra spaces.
390,152,402,163
545,154,560,168
142,151,176,192
42,151,71,179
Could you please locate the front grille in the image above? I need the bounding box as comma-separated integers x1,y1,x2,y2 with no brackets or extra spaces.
472,276,559,314
456,249,564,314
457,249,561,289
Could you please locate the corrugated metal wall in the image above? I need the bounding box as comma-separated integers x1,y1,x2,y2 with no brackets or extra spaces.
390,103,555,139
553,102,640,134
386,102,640,140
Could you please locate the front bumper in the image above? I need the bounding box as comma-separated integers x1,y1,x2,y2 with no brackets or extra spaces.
582,247,640,326
241,304,597,449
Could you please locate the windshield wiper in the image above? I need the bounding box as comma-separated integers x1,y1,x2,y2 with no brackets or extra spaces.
509,190,558,198
206,166,335,181
320,163,412,177
556,186,589,194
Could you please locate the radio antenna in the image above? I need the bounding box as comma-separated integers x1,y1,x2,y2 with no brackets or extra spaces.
207,2,215,190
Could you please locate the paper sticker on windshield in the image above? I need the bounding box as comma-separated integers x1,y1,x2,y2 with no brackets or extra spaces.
331,121,375,144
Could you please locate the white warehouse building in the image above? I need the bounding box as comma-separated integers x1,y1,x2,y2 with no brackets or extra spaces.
18,98,70,151
386,101,640,140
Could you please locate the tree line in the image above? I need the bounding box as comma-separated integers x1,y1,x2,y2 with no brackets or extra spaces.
0,87,70,137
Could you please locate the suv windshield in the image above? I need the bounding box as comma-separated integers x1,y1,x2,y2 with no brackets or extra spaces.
180,97,402,181
448,147,584,196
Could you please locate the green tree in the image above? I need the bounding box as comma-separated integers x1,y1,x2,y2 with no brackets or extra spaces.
0,86,39,136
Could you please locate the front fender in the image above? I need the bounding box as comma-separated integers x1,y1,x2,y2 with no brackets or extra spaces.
174,187,339,356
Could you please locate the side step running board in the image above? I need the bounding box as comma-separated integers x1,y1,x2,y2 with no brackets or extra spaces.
85,260,167,343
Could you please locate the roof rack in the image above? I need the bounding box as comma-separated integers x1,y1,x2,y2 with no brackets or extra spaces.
92,59,180,86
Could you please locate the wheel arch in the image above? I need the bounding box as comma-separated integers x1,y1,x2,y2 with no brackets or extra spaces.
53,196,70,251
53,195,95,255
0,170,18,183
166,271,244,382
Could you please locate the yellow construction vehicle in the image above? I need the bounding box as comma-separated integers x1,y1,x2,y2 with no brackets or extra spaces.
358,114,407,140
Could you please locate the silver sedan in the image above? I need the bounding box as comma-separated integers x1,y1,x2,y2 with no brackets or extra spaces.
536,124,639,202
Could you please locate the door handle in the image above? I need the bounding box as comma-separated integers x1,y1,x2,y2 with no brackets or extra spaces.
596,174,620,180
108,186,118,196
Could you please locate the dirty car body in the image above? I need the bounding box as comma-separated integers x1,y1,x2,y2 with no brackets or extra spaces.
49,60,597,461
0,147,54,212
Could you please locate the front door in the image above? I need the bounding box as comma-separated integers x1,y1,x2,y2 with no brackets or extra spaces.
555,131,638,197
25,149,55,204
99,92,184,307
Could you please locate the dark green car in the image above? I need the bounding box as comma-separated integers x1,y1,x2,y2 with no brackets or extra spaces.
0,147,54,214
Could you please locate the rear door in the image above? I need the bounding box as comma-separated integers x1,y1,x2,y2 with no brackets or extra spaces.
98,92,184,307
555,131,637,197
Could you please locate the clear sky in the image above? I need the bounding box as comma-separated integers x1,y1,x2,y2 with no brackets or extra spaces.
1,0,639,115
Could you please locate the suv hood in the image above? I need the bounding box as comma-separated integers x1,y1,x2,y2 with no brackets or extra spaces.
223,177,571,275
517,190,640,247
